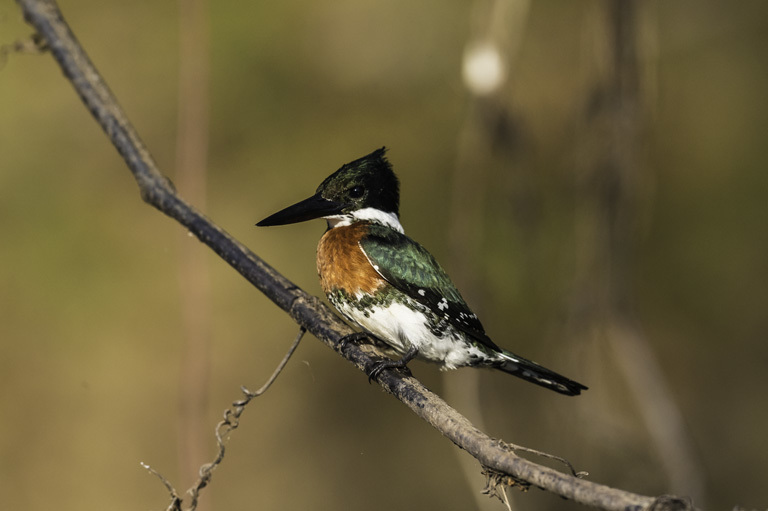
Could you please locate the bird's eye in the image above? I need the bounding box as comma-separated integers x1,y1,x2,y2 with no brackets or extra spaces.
349,185,365,198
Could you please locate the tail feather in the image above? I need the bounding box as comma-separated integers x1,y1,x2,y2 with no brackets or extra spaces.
496,351,587,396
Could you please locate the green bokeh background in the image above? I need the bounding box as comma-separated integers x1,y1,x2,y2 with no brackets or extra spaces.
2,1,767,510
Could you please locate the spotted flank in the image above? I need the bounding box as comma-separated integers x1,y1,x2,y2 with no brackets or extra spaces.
329,289,497,370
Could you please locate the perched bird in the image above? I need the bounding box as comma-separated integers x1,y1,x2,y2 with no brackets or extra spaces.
257,148,587,396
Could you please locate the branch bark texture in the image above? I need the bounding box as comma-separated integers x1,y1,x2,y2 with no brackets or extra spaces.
16,1,693,510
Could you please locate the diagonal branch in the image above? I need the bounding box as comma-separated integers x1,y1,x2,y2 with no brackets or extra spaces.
15,1,693,510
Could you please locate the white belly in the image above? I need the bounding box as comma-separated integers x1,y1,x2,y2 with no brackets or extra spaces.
333,296,490,370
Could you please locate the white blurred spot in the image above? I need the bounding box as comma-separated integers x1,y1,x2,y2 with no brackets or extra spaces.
462,42,506,96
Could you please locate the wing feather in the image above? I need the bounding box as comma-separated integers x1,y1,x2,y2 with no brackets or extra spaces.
359,224,501,352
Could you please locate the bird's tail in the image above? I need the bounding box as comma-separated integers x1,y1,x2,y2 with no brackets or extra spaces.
495,350,587,396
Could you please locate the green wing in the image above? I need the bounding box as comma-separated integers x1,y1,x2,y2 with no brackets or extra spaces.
360,224,501,352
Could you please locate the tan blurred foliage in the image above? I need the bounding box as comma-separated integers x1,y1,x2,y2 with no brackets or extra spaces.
1,1,767,510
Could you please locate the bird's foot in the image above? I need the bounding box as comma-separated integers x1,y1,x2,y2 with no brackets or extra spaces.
337,332,371,352
367,346,418,383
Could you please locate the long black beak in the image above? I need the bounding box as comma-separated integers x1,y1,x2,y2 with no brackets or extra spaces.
256,193,347,227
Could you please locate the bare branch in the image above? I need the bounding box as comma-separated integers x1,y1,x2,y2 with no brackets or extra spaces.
15,1,696,509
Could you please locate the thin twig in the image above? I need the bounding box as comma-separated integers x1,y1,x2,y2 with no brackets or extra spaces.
145,327,304,511
185,327,305,510
0,32,47,70
510,444,589,479
140,462,183,511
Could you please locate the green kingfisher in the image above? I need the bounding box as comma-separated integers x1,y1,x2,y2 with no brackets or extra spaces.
257,148,587,396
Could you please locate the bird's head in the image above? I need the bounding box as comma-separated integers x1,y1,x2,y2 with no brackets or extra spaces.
257,147,402,232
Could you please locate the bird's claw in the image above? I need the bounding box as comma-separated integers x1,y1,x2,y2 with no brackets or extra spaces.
365,346,418,383
337,332,371,352
367,360,409,383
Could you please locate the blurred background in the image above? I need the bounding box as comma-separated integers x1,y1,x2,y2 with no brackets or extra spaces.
2,0,767,510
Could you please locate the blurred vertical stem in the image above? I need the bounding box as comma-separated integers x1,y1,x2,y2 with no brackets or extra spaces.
447,1,530,509
175,0,212,499
570,0,704,503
